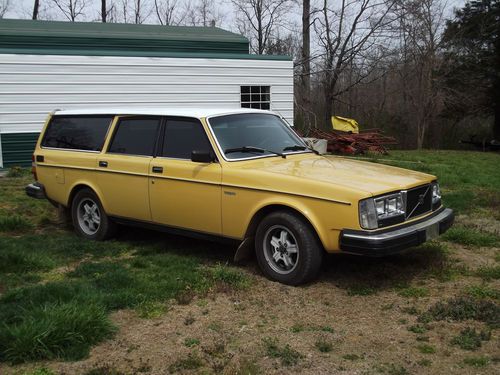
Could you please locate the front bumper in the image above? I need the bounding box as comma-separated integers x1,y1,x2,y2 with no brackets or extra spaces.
25,182,47,199
340,207,454,256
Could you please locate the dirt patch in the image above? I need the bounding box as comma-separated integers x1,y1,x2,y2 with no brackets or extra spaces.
457,214,500,236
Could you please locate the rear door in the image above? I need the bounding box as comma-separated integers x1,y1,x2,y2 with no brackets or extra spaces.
97,116,161,221
149,117,222,235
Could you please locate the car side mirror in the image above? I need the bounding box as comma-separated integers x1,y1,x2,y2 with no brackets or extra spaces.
191,150,213,163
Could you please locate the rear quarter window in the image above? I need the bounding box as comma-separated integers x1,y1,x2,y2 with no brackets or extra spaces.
42,116,113,151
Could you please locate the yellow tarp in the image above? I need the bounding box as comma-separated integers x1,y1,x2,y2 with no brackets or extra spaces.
331,116,359,133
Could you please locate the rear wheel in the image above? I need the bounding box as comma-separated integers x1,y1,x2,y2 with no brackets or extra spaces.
255,211,323,285
71,188,116,240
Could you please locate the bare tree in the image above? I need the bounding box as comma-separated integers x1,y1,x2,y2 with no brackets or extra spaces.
300,0,312,128
119,0,151,24
313,0,397,126
154,0,184,25
33,0,40,19
392,0,447,148
0,0,11,18
51,0,86,21
232,0,292,54
183,0,224,27
100,0,116,22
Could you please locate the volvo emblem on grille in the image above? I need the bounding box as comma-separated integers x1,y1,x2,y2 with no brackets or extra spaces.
418,193,426,205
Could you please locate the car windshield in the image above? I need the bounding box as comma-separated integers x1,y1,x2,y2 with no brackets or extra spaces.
208,113,309,160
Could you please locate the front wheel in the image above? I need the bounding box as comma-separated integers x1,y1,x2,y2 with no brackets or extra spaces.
255,211,323,285
71,188,116,240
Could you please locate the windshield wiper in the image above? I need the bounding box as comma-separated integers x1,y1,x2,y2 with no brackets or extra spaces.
224,146,286,158
283,144,320,155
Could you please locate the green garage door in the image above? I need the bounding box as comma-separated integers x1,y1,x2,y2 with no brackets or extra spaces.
1,133,39,168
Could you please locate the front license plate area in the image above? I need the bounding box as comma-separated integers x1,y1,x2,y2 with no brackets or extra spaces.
425,223,440,240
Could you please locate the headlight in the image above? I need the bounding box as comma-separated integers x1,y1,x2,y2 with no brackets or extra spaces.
359,192,406,229
359,198,378,229
431,181,441,207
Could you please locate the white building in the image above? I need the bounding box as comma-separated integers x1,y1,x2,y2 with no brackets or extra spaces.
0,19,293,168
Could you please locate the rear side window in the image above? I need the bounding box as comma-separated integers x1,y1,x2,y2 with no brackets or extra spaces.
108,117,161,156
42,116,113,151
161,118,211,159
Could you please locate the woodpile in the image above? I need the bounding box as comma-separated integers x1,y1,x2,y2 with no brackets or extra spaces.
305,128,398,155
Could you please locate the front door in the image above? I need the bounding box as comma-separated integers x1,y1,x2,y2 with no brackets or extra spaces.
97,116,161,221
149,117,222,235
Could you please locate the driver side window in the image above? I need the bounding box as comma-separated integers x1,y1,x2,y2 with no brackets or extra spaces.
161,118,212,160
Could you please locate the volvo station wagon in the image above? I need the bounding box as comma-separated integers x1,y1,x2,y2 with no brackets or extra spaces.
26,108,454,285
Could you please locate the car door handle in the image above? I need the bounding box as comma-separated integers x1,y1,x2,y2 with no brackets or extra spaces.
152,166,163,173
99,161,108,168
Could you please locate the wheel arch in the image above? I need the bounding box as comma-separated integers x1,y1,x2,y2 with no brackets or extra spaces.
244,203,326,250
66,182,107,211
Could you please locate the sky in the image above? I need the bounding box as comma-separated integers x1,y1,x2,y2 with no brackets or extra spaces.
4,0,468,27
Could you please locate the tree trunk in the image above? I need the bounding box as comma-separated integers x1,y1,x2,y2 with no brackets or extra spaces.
301,0,311,127
101,0,107,22
324,81,336,128
32,0,40,20
494,98,500,141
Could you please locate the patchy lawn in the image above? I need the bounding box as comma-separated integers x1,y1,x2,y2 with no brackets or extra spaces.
0,150,499,375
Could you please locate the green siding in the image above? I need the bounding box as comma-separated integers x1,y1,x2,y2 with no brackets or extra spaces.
0,19,249,55
1,133,39,168
0,47,292,61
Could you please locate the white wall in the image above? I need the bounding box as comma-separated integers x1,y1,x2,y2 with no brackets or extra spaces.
0,54,294,134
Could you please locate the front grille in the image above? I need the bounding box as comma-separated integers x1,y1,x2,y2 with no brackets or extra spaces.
405,184,432,219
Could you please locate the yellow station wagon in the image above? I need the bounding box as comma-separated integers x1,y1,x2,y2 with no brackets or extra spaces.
26,108,454,285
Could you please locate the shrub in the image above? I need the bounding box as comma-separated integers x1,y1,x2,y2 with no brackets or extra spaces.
424,296,500,328
263,337,303,366
6,166,26,178
451,327,490,350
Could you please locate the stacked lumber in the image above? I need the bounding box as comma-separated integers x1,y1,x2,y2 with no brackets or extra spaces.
306,128,397,155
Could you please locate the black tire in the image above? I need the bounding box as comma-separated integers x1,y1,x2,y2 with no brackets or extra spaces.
71,188,116,241
255,210,323,285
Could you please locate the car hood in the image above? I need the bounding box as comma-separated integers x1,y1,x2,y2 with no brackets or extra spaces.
231,153,435,196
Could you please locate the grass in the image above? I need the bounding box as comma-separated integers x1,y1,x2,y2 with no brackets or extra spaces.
408,324,428,334
450,327,490,351
23,369,56,375
168,352,204,373
207,263,251,289
346,285,377,296
465,284,500,300
417,344,436,354
417,359,432,367
475,265,500,281
6,166,28,178
422,296,500,328
1,152,499,368
365,151,500,216
442,226,500,247
397,286,429,298
314,337,333,353
463,356,490,368
0,215,33,232
184,338,200,348
263,337,303,366
343,354,361,361
0,301,116,363
0,233,248,363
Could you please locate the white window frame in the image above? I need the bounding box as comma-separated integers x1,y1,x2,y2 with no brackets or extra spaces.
240,85,271,110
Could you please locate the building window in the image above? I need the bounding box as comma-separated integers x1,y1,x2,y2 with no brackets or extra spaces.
241,86,270,110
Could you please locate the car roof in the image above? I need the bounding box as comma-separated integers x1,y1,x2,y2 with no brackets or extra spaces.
53,107,276,118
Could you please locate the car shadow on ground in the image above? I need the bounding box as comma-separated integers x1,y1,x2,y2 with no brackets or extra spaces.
321,244,449,293
113,225,448,291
